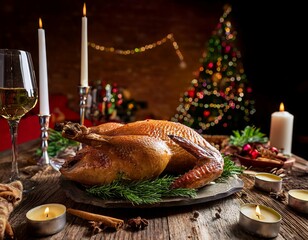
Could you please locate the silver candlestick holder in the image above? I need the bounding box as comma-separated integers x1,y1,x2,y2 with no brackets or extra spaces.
79,86,91,125
38,114,51,166
78,86,91,150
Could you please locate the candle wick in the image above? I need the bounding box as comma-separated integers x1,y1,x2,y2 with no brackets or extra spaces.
256,214,260,219
46,213,49,218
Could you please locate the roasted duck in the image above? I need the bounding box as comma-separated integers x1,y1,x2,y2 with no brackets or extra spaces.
59,119,224,189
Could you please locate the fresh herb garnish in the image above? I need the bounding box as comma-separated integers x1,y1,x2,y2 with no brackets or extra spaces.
228,125,268,147
218,155,245,182
86,156,243,205
36,128,78,157
86,175,197,205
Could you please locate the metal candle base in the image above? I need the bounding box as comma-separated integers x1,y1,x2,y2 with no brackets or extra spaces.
78,86,91,150
38,114,51,166
78,86,91,125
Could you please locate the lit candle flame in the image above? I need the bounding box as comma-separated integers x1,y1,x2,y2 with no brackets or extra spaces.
39,18,43,29
255,205,261,219
83,3,86,17
44,207,49,218
279,102,285,112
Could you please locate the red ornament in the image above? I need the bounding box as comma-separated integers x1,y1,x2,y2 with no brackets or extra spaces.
187,89,195,98
117,99,123,105
225,45,231,53
246,87,253,93
207,62,214,69
203,110,211,117
219,91,225,97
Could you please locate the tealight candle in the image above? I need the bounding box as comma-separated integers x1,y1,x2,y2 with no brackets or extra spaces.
254,172,282,193
26,203,66,236
269,102,294,155
288,189,308,214
239,203,282,238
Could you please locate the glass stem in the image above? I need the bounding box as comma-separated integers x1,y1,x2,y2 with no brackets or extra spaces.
8,119,20,182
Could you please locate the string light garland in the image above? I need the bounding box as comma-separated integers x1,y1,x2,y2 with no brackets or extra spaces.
88,33,186,68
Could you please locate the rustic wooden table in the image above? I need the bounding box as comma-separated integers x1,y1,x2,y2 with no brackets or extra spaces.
0,140,307,240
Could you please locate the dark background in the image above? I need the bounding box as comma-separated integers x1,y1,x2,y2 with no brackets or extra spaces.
231,1,308,158
0,0,307,158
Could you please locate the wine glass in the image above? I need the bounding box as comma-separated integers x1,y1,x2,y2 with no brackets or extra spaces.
0,49,38,192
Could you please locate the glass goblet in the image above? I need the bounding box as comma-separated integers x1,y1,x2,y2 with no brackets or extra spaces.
0,49,38,192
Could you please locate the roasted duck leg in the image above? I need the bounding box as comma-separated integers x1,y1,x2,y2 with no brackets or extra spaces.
60,119,224,189
168,135,223,189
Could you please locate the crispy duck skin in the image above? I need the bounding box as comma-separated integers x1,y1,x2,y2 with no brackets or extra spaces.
60,134,171,186
60,119,224,189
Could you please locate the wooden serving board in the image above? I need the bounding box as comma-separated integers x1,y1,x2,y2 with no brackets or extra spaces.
61,176,243,208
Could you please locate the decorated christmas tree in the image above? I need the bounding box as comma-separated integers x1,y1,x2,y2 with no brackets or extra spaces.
171,5,256,135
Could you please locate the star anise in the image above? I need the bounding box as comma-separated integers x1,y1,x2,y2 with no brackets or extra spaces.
126,216,149,231
270,168,286,177
269,190,286,202
89,221,105,234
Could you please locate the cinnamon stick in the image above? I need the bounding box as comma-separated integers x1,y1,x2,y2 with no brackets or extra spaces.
67,208,124,230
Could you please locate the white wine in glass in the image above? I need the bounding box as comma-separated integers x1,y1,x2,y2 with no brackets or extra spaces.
0,49,38,192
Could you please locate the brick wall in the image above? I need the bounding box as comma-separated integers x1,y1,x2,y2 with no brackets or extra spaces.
0,0,224,120
1,0,308,158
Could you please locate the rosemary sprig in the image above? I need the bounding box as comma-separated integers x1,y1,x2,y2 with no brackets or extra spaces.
36,128,78,157
86,156,243,205
228,125,268,147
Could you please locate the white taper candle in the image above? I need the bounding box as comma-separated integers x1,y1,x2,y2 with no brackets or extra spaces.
80,3,88,87
38,18,50,115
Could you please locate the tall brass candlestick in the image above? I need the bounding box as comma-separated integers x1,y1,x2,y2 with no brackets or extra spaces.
78,86,91,149
38,114,51,166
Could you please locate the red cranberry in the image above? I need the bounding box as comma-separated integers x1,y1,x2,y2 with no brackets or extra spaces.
242,143,252,153
249,149,260,159
269,146,279,154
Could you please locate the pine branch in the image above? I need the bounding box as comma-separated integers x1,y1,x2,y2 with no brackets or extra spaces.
217,155,245,182
86,175,197,205
36,128,78,157
86,156,243,205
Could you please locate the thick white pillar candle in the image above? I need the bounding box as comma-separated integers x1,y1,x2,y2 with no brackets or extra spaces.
38,18,50,115
80,3,88,87
269,103,294,155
